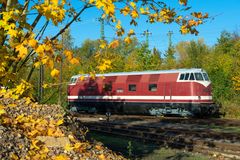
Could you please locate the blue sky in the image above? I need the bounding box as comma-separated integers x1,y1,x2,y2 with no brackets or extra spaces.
42,0,240,53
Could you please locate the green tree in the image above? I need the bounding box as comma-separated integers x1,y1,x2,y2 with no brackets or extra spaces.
176,39,209,68
163,44,176,69
124,44,162,71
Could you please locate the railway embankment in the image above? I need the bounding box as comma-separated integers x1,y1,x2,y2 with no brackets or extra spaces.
0,98,125,159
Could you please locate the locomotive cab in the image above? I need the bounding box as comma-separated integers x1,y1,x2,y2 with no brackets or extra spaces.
177,69,216,116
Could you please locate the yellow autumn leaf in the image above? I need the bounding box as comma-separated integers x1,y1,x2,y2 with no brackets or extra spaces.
51,69,60,77
128,29,135,36
8,103,17,107
96,0,104,9
191,12,202,18
89,0,95,4
52,0,58,5
28,39,38,48
124,36,132,44
7,29,18,38
97,59,112,72
140,7,144,13
180,25,188,34
15,44,28,59
41,56,49,64
25,97,32,105
0,109,6,115
35,44,45,54
98,154,106,160
115,20,121,30
47,128,56,136
79,76,85,81
64,50,73,60
120,6,130,16
100,41,107,49
68,134,77,142
108,40,119,48
90,72,96,80
42,83,48,88
15,114,25,122
56,119,64,126
95,145,102,150
130,2,136,8
188,19,196,26
47,59,54,69
28,129,39,137
70,58,79,65
74,142,82,149
10,153,19,160
34,61,41,68
179,0,187,5
0,105,5,109
131,10,139,19
53,127,64,137
104,3,115,15
31,139,41,150
64,143,73,152
53,154,70,160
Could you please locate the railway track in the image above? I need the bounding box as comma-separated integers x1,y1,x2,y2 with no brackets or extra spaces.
76,113,240,127
74,114,240,159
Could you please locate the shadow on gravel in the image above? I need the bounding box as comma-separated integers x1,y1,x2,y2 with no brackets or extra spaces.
87,131,209,160
83,115,240,159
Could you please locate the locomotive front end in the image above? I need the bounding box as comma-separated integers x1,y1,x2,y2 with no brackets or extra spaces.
178,69,219,116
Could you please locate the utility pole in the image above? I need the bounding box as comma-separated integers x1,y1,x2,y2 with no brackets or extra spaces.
141,30,152,47
167,31,173,49
38,63,44,102
166,30,175,68
99,17,105,40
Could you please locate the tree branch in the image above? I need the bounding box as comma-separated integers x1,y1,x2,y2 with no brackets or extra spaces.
31,13,42,31
17,21,49,72
51,4,91,41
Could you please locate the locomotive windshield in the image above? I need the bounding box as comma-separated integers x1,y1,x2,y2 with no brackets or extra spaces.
194,73,204,81
70,77,77,84
179,72,210,81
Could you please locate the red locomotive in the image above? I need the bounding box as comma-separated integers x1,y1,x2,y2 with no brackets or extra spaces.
67,68,219,116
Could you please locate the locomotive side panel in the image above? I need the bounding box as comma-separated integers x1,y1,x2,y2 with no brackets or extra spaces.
68,69,219,116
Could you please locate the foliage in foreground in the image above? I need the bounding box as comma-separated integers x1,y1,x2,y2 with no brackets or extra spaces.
0,97,125,159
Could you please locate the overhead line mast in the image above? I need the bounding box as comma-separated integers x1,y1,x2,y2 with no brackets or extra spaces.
99,17,105,40
167,30,173,49
142,29,152,47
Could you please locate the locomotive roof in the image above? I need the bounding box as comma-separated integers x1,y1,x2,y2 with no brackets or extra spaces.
71,68,206,78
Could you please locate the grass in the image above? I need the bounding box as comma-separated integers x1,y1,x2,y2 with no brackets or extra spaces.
87,131,210,160
220,100,240,119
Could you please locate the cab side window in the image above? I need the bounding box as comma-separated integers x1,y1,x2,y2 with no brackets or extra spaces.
149,84,157,91
129,84,136,91
104,83,112,91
